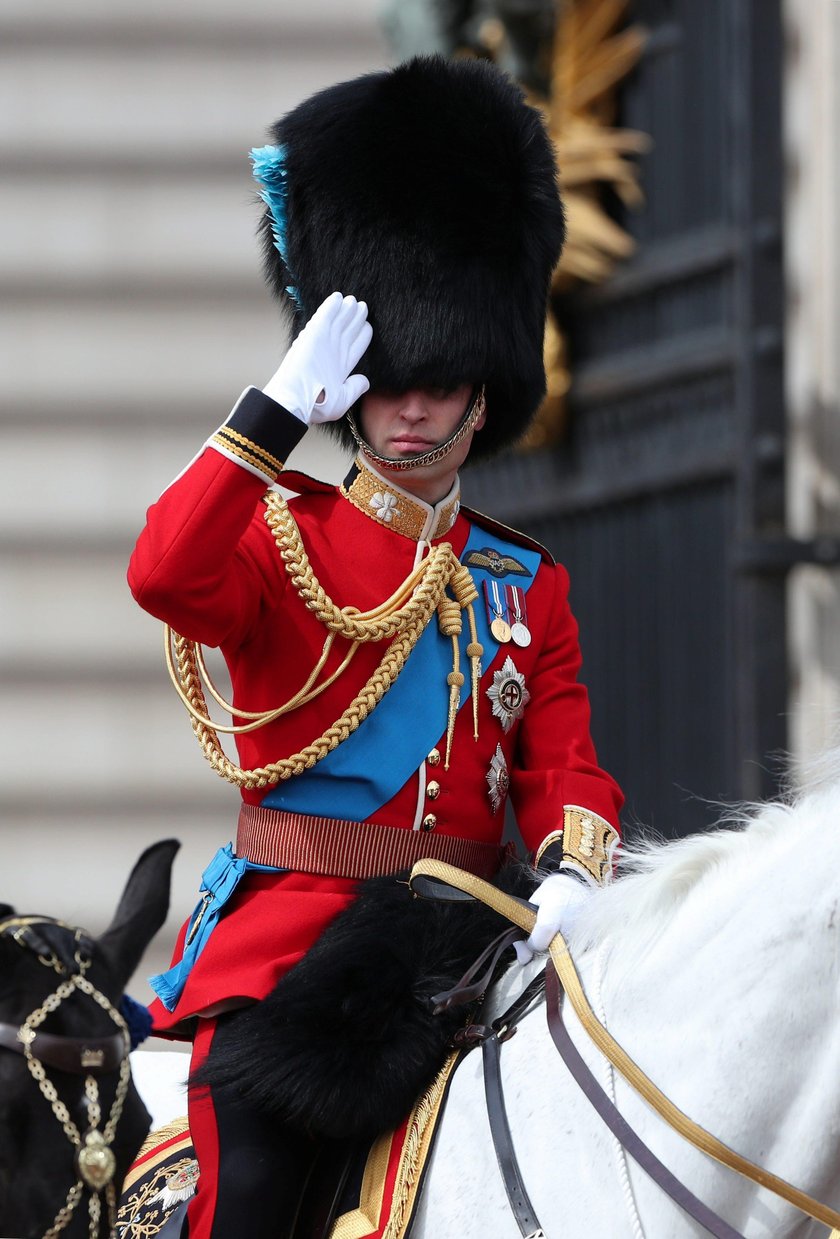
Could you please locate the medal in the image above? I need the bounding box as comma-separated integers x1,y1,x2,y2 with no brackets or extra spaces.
506,585,532,647
491,616,512,643
484,580,512,644
510,622,530,647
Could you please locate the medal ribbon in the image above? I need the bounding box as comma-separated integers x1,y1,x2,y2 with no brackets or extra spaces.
505,584,526,627
505,584,531,646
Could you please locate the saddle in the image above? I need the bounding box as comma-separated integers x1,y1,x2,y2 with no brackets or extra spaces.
194,858,534,1141
119,860,536,1237
118,1051,461,1239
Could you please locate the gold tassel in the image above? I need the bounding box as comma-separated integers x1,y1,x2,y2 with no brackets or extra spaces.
465,605,483,741
445,659,464,770
450,568,483,742
438,596,464,768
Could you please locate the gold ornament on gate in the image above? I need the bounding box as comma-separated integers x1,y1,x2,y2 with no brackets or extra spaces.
480,0,651,449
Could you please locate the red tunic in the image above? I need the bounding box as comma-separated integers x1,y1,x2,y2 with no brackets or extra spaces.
128,393,622,1032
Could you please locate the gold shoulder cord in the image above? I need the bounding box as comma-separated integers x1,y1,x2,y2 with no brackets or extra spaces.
164,491,483,790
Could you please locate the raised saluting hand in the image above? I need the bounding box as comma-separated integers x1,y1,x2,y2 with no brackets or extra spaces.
262,292,372,426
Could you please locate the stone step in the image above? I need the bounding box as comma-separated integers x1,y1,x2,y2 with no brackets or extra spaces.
1,679,241,804
0,170,260,287
1,424,213,542
1,805,235,1001
1,299,287,410
0,423,350,545
0,547,159,668
2,0,380,32
1,807,229,929
0,43,384,164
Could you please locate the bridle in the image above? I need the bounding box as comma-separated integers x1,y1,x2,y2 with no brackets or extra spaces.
0,915,132,1239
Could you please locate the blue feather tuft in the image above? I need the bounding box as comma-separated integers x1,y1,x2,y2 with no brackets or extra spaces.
249,145,303,310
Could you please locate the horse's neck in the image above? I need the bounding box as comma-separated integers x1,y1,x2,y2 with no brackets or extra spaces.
586,807,840,1230
483,954,545,1024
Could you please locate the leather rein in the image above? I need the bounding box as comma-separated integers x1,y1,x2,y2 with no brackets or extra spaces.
0,914,132,1237
411,861,840,1239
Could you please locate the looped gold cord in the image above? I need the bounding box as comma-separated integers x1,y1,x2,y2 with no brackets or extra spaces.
164,491,480,789
450,563,479,607
437,597,462,637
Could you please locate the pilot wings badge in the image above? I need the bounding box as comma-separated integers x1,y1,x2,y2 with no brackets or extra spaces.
463,547,532,579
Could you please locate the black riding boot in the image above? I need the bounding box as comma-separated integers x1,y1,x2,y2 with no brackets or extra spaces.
183,1090,314,1239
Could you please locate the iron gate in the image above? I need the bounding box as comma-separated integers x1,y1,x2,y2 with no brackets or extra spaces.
462,0,786,838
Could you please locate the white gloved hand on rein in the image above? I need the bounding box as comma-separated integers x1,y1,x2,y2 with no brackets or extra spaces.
262,291,373,425
514,871,593,966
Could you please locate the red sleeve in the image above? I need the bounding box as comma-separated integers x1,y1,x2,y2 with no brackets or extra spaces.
128,387,307,647
127,448,281,648
511,563,623,854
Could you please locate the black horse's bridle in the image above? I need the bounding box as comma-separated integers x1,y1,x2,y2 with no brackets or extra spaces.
0,914,132,1238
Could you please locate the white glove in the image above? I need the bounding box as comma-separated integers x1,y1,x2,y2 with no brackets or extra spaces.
514,872,593,966
263,291,372,425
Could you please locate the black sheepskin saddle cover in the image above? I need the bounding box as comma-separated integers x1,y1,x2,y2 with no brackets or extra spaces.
195,862,535,1141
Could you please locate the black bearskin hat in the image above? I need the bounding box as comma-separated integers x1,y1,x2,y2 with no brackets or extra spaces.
258,55,565,460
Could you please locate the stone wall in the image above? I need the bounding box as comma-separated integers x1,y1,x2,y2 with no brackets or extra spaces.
783,0,840,773
0,2,385,995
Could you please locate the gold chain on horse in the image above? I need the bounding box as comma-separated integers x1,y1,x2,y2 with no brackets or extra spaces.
15,933,130,1239
164,488,483,786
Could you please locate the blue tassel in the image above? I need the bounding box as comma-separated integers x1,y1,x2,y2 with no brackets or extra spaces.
149,844,284,1012
249,144,303,310
119,994,153,1050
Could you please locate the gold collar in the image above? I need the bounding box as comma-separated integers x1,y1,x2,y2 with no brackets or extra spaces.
340,455,461,542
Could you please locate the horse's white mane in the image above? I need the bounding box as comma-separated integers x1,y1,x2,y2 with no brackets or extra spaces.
567,754,840,960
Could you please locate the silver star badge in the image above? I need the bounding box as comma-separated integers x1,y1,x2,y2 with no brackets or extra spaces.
486,743,510,813
486,656,531,733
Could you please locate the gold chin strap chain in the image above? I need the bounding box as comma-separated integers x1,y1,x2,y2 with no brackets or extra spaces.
11,928,130,1239
344,385,487,472
408,860,840,1239
165,490,483,788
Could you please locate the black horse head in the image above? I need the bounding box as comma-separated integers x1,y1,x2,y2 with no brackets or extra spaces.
0,840,179,1239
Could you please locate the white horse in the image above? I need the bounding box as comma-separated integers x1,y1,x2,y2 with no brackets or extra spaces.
414,769,840,1238
134,768,840,1237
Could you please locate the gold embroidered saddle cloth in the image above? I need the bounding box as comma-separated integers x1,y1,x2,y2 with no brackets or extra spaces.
322,1052,459,1239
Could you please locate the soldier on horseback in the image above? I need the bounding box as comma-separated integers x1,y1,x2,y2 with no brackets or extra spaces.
128,54,622,1237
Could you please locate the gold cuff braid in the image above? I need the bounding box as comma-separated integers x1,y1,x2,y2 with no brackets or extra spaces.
535,806,619,886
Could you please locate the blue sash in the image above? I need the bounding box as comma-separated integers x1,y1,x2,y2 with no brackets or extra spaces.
261,524,541,819
150,524,543,1011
